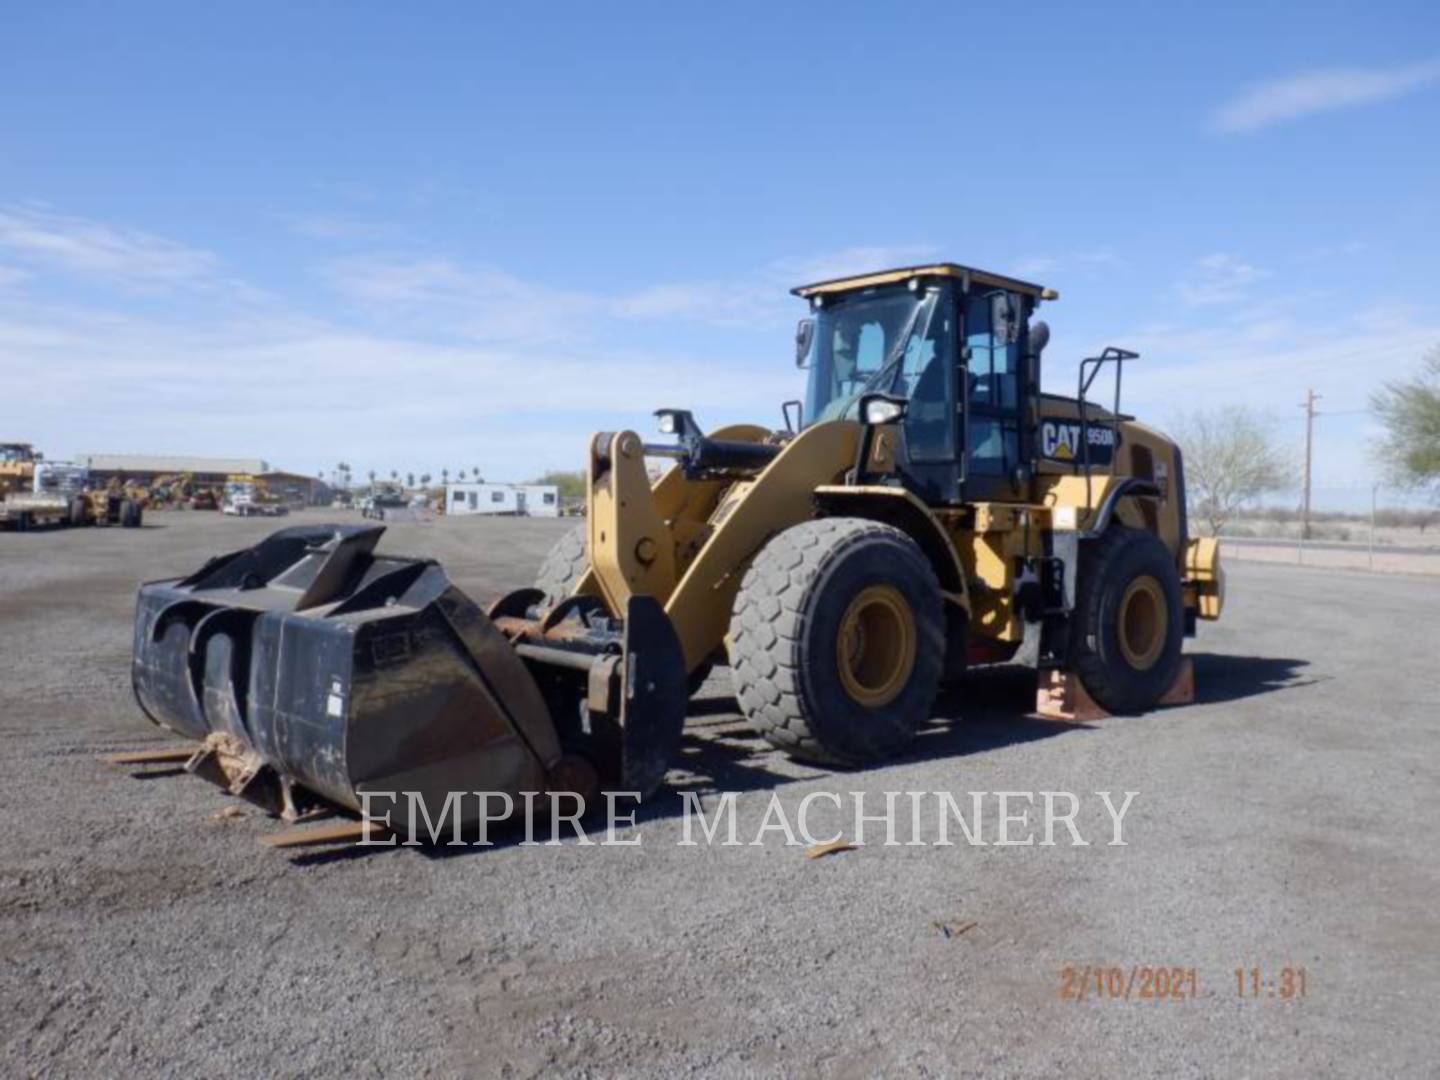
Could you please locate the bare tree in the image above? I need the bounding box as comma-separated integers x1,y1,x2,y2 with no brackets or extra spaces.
1170,407,1293,536
1372,346,1440,495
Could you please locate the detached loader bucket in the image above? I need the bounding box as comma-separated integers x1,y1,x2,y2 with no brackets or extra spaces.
130,524,686,839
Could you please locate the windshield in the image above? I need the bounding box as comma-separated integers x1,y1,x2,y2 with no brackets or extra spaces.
802,287,943,424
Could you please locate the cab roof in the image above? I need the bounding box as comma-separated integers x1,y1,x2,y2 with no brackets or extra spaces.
792,262,1057,302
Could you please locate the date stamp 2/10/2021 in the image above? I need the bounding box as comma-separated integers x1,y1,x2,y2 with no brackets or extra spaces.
1060,966,1309,1003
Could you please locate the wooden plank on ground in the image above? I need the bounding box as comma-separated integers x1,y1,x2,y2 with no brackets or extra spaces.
104,746,196,765
260,820,389,848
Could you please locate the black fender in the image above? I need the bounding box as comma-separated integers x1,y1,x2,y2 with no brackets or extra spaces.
811,484,968,613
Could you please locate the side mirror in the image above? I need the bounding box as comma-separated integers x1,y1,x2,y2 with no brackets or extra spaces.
989,292,1017,345
795,318,815,368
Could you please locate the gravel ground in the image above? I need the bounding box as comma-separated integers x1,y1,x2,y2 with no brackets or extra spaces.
1226,536,1440,576
1,510,1437,1077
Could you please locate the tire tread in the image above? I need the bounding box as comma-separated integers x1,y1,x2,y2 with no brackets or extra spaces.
730,517,941,765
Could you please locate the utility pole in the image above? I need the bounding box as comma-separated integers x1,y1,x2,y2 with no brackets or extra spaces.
1369,482,1378,571
1301,389,1320,543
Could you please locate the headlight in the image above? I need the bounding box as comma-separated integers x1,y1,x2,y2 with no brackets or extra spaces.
656,412,677,435
862,397,907,426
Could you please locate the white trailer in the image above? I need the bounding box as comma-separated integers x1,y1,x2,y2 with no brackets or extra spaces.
444,483,559,517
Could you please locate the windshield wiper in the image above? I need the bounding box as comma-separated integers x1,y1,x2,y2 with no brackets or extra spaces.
849,293,936,408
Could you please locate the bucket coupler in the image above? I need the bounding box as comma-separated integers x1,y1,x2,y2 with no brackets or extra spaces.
130,523,686,840
488,589,688,800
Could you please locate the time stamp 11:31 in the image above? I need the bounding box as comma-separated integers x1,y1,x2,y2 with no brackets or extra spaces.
1059,966,1309,1002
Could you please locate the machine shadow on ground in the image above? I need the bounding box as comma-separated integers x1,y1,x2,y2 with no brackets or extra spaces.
1188,652,1315,703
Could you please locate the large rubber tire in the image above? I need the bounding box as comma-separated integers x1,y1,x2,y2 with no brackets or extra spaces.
730,518,944,766
1071,526,1184,714
534,523,589,608
69,496,88,527
533,522,716,695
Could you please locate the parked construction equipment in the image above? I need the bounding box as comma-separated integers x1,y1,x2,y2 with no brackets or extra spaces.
222,476,290,517
2,446,145,529
0,444,70,529
126,261,1223,839
146,473,220,510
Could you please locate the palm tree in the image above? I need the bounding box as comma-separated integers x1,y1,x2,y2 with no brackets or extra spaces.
406,472,415,488
441,468,449,486
473,464,483,482
457,469,468,482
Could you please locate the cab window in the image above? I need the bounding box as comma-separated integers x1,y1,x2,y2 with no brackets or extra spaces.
965,292,1021,477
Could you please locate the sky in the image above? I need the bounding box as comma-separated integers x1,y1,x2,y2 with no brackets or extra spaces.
1,1,1437,508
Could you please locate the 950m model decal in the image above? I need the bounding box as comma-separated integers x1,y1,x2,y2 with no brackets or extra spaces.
1040,419,1115,465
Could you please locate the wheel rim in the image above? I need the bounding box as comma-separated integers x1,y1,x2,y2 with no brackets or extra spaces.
1117,575,1167,671
836,584,917,708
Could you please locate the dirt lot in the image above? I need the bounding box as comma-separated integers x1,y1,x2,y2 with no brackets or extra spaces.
2,510,1438,1077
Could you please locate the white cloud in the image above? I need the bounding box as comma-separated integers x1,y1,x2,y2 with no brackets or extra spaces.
1013,256,1059,277
0,205,218,286
767,245,939,286
612,281,743,321
320,256,603,343
1213,58,1440,134
613,245,939,328
324,244,938,336
0,294,799,479
1176,253,1271,306
1294,240,1367,264
0,214,912,477
1012,250,1119,279
287,215,393,241
1046,299,1440,498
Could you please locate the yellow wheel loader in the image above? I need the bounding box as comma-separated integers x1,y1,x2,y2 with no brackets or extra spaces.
128,262,1223,836
72,481,146,528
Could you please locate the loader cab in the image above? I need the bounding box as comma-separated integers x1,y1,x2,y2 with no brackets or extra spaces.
0,443,37,464
794,263,1051,505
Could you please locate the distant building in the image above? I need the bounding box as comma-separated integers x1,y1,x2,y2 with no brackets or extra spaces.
77,454,268,489
444,482,559,517
74,455,330,506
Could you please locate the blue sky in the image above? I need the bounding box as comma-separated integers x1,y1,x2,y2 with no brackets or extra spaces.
1,1,1437,507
